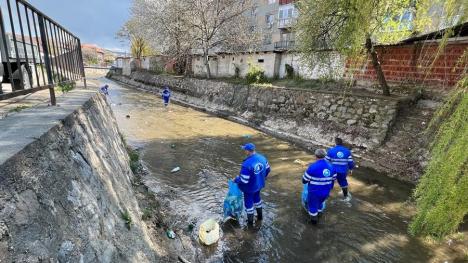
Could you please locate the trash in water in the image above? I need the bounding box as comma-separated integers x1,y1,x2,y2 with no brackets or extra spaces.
242,134,252,139
166,229,176,239
171,144,176,149
126,115,130,118
294,159,308,166
199,219,220,246
171,167,181,173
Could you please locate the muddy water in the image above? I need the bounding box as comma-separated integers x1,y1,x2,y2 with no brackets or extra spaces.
104,79,434,262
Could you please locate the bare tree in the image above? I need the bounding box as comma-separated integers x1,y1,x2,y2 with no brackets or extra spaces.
126,0,257,77
184,0,256,78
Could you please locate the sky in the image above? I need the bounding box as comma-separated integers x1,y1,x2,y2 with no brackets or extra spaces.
30,0,132,52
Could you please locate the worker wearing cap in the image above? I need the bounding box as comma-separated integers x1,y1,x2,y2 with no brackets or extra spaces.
234,143,270,225
326,137,355,201
100,84,109,95
162,86,171,107
302,149,336,225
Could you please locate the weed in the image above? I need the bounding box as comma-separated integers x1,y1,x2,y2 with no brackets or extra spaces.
121,210,132,230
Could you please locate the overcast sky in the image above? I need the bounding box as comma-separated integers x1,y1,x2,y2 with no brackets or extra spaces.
30,0,131,51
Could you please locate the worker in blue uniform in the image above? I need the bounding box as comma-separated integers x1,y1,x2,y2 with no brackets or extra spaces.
162,86,171,107
326,137,355,201
302,149,336,225
234,143,271,226
100,84,109,95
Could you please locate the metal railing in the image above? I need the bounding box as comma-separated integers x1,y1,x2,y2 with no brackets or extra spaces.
278,18,296,29
274,40,295,50
0,0,85,105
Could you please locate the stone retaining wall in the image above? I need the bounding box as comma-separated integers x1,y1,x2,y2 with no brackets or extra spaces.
110,71,407,149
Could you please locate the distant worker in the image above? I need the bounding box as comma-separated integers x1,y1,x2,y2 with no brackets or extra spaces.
162,86,171,107
234,143,271,226
326,138,355,201
302,149,336,225
100,84,109,95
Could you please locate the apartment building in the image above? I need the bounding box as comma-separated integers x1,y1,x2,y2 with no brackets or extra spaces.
192,0,330,79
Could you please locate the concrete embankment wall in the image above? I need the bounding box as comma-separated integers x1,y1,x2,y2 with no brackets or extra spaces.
110,71,404,149
0,91,162,262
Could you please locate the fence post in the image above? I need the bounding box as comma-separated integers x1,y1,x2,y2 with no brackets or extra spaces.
77,39,86,88
37,14,56,105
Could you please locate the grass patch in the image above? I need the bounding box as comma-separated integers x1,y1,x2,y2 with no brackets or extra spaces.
9,105,30,113
121,210,132,230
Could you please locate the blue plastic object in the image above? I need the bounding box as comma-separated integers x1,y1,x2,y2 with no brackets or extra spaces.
223,180,244,220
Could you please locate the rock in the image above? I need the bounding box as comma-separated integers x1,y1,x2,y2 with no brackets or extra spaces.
347,119,357,125
369,106,378,114
58,241,74,263
126,115,130,118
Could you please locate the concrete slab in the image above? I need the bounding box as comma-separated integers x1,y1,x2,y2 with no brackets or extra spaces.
0,89,97,165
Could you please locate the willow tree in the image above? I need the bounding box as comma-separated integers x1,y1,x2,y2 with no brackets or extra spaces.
295,0,412,95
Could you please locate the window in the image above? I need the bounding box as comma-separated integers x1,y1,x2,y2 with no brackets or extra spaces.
265,14,274,28
258,59,265,63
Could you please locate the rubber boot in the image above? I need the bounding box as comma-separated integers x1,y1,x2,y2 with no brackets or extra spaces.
247,214,254,226
256,208,263,221
310,215,318,225
342,187,348,198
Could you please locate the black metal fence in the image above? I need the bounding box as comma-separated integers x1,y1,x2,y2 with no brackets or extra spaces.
0,0,85,105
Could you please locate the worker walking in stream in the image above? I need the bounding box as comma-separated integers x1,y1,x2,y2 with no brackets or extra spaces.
161,86,171,107
302,149,336,225
234,143,271,226
326,137,355,201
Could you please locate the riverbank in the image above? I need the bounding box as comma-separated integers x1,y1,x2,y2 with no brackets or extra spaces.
108,71,438,183
104,79,467,262
0,90,174,262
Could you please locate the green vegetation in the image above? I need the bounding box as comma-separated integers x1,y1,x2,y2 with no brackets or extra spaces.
246,62,267,84
285,64,294,79
9,105,30,113
57,81,76,93
121,210,132,230
119,132,140,174
128,149,140,174
141,207,153,221
410,77,467,238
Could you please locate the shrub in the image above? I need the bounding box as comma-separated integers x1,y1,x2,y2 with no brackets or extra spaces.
234,65,241,78
285,64,294,79
57,81,76,93
245,62,266,84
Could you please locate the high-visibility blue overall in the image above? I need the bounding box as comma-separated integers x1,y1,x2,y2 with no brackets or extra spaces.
234,153,270,215
326,145,354,188
302,159,336,216
162,88,171,106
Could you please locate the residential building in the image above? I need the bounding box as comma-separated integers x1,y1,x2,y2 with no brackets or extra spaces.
192,0,315,79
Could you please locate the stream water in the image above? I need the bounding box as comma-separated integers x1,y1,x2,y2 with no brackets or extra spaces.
103,78,439,263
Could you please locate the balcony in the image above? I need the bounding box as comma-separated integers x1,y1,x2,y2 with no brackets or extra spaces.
278,17,296,28
274,40,295,50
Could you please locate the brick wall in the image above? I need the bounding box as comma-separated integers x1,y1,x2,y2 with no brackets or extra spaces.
348,42,467,87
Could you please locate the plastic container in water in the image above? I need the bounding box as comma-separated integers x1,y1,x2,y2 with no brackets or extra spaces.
171,167,181,173
199,219,220,246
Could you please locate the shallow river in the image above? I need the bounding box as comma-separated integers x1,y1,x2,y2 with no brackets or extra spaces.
103,78,437,263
